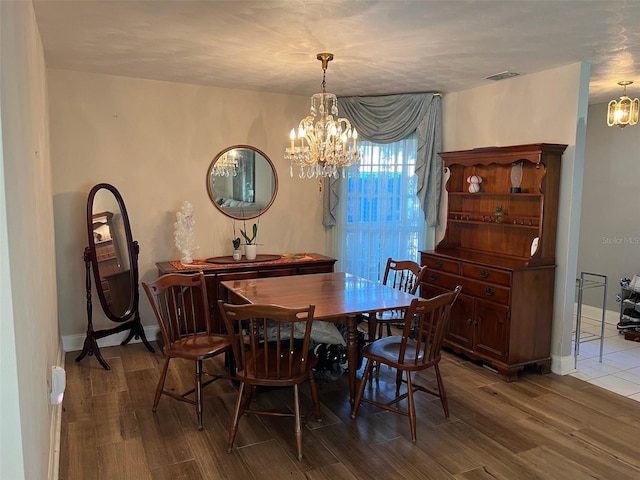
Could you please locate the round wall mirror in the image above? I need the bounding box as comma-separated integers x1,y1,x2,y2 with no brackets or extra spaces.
87,184,137,320
206,145,278,220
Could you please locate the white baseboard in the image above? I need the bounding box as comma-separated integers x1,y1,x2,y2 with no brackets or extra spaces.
551,353,577,376
62,325,159,352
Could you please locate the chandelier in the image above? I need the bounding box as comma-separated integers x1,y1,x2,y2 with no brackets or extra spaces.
212,150,238,177
607,81,639,128
284,53,361,178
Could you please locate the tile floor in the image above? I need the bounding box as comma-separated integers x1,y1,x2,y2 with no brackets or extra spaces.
572,315,640,402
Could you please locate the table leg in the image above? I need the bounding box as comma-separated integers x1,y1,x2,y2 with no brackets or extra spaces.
345,315,356,403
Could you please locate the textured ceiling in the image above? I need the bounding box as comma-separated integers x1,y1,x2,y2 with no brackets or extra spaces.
33,0,640,105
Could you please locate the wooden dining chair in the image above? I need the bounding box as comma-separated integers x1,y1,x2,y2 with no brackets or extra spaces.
368,258,428,340
217,301,321,461
142,272,231,430
351,286,462,443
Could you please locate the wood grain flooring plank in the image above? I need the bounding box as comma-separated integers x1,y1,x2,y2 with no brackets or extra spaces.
184,427,253,480
304,462,360,480
117,342,163,373
149,459,203,480
517,444,611,480
59,420,98,480
412,421,540,478
97,437,151,480
311,422,407,479
571,421,640,472
90,356,128,396
237,438,307,479
370,436,456,479
454,466,515,480
93,390,139,447
513,415,640,480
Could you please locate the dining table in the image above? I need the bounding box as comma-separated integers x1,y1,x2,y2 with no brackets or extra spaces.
220,271,420,403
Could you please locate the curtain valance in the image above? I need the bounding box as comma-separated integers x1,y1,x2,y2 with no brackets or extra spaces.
323,93,442,227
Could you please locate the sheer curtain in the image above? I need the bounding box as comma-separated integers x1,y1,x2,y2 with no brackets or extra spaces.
323,93,442,280
336,134,425,282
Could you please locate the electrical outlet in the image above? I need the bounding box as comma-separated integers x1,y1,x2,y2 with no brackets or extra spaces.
50,366,66,405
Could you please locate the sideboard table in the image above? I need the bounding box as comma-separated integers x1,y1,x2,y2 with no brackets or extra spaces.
156,253,337,334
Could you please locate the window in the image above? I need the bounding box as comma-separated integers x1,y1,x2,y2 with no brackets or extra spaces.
336,133,425,281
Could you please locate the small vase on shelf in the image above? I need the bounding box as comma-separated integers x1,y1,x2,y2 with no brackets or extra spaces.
232,237,242,260
245,244,257,261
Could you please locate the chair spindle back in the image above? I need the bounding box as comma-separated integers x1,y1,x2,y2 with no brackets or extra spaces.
143,272,211,348
399,286,462,365
218,302,315,384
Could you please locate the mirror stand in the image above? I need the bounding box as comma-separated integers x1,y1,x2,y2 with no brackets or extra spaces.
76,244,155,370
77,183,156,370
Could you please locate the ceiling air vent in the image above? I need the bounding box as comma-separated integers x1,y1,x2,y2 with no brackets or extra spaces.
485,71,520,81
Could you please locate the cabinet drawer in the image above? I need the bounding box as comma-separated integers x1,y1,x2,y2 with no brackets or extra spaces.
424,270,463,291
425,271,510,305
463,277,510,305
461,263,511,287
421,254,460,274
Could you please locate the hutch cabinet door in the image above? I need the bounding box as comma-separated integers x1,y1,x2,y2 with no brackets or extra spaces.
473,299,510,361
446,292,474,350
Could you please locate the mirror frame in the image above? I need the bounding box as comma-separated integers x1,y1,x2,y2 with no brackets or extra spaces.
86,183,139,322
206,145,278,220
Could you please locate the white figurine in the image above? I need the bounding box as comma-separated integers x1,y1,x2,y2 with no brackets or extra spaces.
467,175,482,193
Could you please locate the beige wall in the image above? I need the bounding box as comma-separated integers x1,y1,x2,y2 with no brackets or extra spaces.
578,101,640,312
1,2,60,479
440,62,591,373
48,70,325,340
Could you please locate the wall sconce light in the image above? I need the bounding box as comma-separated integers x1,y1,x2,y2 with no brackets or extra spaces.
607,81,639,128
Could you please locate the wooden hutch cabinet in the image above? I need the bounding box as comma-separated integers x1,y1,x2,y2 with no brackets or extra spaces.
420,143,566,381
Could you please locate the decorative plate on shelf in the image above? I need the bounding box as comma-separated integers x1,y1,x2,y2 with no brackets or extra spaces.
530,237,539,256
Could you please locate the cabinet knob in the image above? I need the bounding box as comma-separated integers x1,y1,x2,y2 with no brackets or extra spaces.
467,318,472,325
429,273,438,282
484,287,496,297
479,269,490,278
435,260,443,268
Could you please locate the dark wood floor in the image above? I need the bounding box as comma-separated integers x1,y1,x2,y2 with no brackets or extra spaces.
60,342,640,479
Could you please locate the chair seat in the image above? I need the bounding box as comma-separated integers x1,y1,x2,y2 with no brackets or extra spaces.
362,336,429,370
238,351,317,384
165,333,230,360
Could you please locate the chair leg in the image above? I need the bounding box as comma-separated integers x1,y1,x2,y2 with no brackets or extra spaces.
293,384,303,461
395,369,403,397
153,356,170,412
227,382,245,454
308,370,322,422
196,359,204,430
406,372,417,443
434,363,449,418
351,359,374,418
